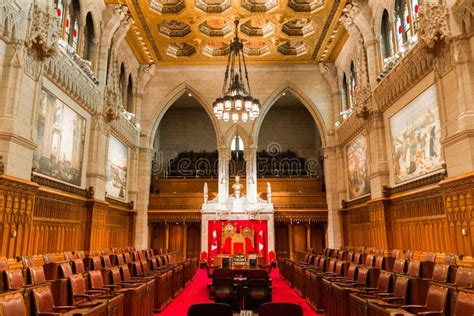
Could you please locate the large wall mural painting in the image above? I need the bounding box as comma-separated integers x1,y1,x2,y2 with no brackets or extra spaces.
390,85,443,184
106,135,129,200
33,89,86,186
346,132,370,199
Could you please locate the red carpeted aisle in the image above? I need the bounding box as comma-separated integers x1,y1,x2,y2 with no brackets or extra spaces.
156,268,323,316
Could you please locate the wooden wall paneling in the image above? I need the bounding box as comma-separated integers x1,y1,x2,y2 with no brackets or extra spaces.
292,224,307,253
0,176,38,258
441,173,474,256
275,223,289,258
186,224,201,258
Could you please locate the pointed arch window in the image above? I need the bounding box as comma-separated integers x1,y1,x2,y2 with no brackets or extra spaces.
55,0,65,31
380,9,394,62
394,0,419,51
231,135,244,160
349,62,356,109
127,75,134,113
341,73,349,112
82,13,95,62
119,63,126,106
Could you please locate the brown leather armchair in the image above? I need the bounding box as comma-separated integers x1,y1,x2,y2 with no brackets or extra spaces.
32,285,78,315
209,277,238,309
243,277,272,310
397,284,448,315
453,290,474,316
0,291,27,316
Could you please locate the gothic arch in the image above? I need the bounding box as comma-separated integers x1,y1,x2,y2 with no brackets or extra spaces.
252,83,328,147
148,82,222,148
222,125,252,151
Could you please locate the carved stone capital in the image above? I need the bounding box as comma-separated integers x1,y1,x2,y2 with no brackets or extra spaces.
353,86,373,119
417,3,452,49
25,5,59,61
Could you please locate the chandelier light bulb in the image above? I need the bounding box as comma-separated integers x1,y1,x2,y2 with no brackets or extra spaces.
212,20,257,124
232,113,239,123
234,95,243,111
224,96,232,111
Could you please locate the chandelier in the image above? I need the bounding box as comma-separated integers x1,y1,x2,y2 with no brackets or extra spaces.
213,20,260,123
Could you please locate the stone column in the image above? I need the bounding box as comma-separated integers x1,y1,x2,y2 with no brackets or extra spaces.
201,215,209,253
85,115,109,199
324,146,342,248
245,146,258,204
218,147,230,204
134,146,153,249
267,214,275,254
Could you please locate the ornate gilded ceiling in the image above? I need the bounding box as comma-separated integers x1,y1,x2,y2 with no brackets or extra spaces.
109,0,348,64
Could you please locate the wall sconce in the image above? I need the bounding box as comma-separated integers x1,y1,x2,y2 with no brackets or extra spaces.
10,230,17,238
461,228,469,237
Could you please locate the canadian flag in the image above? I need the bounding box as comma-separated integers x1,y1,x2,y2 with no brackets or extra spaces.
258,230,264,255
210,230,218,257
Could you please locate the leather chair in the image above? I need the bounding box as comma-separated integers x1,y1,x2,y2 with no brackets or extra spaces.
72,259,87,275
258,302,303,316
319,262,358,313
187,303,233,316
348,272,394,316
397,284,449,315
0,291,27,316
51,263,74,307
69,273,105,306
109,266,151,316
119,265,155,315
209,277,238,309
243,277,272,310
330,266,370,316
366,274,411,316
392,258,408,274
28,266,48,285
453,290,474,316
32,285,79,315
3,269,25,291
86,271,125,316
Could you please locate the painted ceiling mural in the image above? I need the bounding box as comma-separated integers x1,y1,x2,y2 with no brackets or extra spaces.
107,0,348,64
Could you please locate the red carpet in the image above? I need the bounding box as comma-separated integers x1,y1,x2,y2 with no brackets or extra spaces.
156,268,323,316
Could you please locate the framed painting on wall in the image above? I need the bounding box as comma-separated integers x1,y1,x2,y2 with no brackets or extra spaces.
106,135,129,200
346,132,370,200
33,89,87,186
389,85,443,185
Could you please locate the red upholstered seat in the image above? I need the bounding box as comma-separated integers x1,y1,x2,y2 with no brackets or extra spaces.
258,302,303,316
0,292,27,316
454,291,474,316
187,303,233,316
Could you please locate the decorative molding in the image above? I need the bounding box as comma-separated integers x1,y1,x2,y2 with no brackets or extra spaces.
341,195,371,209
389,170,447,195
44,47,102,114
373,44,434,112
0,0,25,42
31,174,87,197
417,3,452,49
274,211,327,223
336,113,365,146
25,4,58,62
0,155,4,175
451,0,474,33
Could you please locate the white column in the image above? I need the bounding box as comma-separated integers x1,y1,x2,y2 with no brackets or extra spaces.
218,147,230,205
245,146,258,204
201,215,209,253
267,213,275,253
134,146,153,249
323,146,342,248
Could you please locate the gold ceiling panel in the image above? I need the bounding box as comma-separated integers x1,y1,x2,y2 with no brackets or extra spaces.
111,0,347,64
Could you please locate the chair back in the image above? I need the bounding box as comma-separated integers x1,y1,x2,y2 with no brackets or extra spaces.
5,269,25,290
28,266,47,285
110,267,123,285
0,292,27,316
432,264,449,283
120,264,133,281
425,285,448,312
33,286,55,313
102,255,112,268
89,270,105,289
376,272,392,292
69,273,87,302
393,275,409,300
72,259,86,274
365,254,375,267
356,267,369,285
0,258,8,270
327,259,337,273
187,303,232,316
259,302,303,316
247,269,268,281
454,291,474,316
375,256,385,269
407,260,421,277
92,256,102,270
59,262,73,278
393,258,407,274
353,252,362,264
346,263,358,280
212,268,234,279
454,267,474,288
